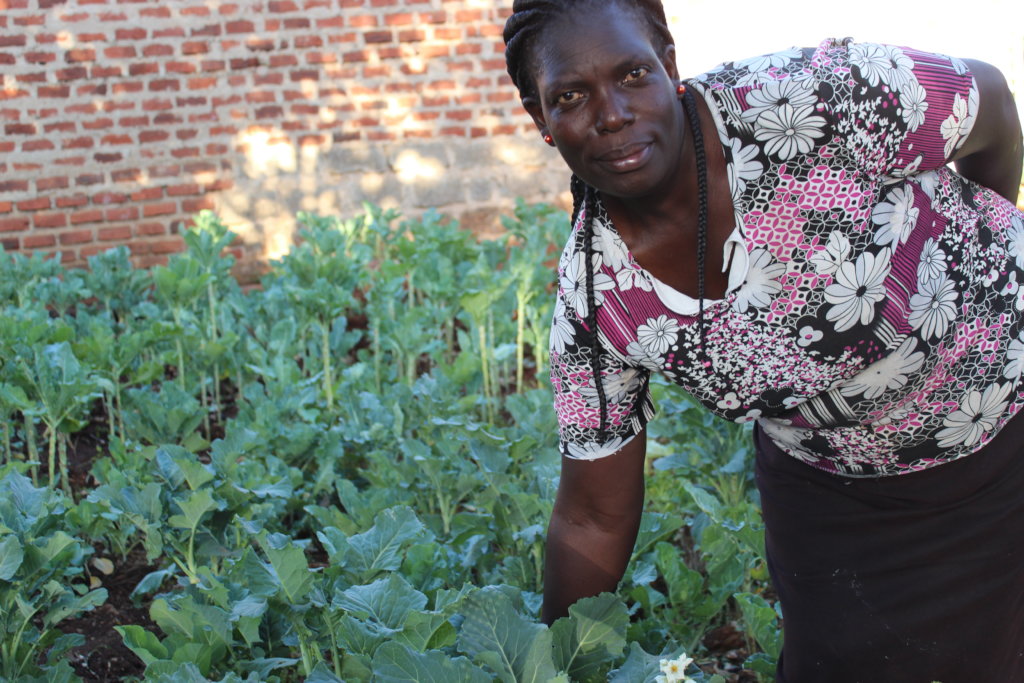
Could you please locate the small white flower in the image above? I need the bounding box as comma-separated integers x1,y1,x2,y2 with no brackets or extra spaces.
637,315,680,356
560,250,616,319
549,298,575,355
1003,271,1019,297
850,43,915,90
742,78,819,123
908,273,957,340
810,231,851,275
734,48,802,73
754,104,828,161
1005,214,1024,270
626,340,664,372
657,652,697,683
1004,331,1024,381
840,336,926,400
936,383,1012,449
917,238,947,284
717,392,742,411
727,138,764,196
734,248,786,312
823,249,892,332
796,325,823,347
899,79,929,131
736,408,763,424
872,186,919,247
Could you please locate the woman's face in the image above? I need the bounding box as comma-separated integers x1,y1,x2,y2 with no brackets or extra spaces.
522,3,685,201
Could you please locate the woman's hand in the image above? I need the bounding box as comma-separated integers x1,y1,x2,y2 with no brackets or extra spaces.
953,59,1023,203
541,430,647,624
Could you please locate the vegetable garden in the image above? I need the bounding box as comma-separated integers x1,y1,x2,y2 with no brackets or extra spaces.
0,204,779,682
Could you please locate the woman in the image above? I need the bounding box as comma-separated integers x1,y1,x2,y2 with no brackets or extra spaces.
503,1,1024,681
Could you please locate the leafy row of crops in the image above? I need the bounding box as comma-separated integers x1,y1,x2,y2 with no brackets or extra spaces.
0,204,779,682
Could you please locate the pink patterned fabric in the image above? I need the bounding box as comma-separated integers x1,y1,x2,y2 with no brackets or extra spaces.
550,39,1024,476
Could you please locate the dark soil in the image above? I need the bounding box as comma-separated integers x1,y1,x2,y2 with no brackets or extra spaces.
62,545,156,681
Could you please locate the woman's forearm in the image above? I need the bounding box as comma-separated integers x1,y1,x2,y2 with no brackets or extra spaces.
541,504,643,624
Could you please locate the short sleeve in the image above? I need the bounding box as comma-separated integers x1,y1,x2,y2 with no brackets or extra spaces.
813,39,979,179
549,227,654,460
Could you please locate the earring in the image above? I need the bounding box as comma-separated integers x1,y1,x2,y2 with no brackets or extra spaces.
677,83,687,96
543,134,554,145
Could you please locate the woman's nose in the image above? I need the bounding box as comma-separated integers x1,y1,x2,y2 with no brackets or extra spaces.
595,89,634,133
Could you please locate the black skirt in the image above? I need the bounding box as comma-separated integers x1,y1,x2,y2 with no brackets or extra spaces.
754,414,1024,683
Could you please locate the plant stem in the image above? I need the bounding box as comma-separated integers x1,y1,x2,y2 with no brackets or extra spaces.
173,308,186,390
321,320,334,411
23,414,39,485
47,425,56,489
58,432,69,496
515,293,526,394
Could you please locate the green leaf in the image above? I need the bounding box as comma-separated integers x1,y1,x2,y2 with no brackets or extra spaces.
395,610,456,652
344,506,426,579
306,661,345,682
456,586,557,683
608,642,684,683
551,593,628,682
735,592,782,660
116,624,168,664
372,642,491,683
261,533,313,604
334,573,428,635
0,534,23,581
168,489,216,531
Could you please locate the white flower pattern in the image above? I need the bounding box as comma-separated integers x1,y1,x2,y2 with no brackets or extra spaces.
549,39,1023,476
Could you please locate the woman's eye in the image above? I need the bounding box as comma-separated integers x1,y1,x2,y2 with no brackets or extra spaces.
624,66,650,82
556,91,582,105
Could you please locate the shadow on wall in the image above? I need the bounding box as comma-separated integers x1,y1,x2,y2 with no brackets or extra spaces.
220,127,571,264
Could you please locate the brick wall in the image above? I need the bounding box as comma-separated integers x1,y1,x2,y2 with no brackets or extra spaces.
0,0,568,276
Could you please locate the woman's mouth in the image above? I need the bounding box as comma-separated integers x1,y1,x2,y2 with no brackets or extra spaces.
596,142,652,172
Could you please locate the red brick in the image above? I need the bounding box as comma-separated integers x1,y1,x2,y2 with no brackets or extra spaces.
129,62,159,76
99,225,132,241
95,152,122,163
143,202,175,217
0,35,27,48
269,0,298,10
23,234,56,249
56,194,88,208
129,186,160,200
188,77,217,90
36,176,69,191
182,197,215,212
24,51,56,63
182,41,209,54
81,117,113,130
137,222,167,236
167,183,200,197
63,136,94,149
149,237,185,253
35,213,69,229
38,84,70,97
101,134,132,145
115,28,146,41
225,20,254,33
149,79,180,92
0,217,30,232
5,123,35,135
1,237,18,250
93,191,126,205
58,228,93,244
17,197,50,211
165,61,197,74
70,209,103,224
76,174,104,186
65,48,95,63
105,206,138,221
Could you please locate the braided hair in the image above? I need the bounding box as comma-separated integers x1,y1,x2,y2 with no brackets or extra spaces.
505,1,710,441
503,0,674,102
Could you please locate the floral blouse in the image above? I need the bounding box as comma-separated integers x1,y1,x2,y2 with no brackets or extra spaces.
549,38,1024,477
